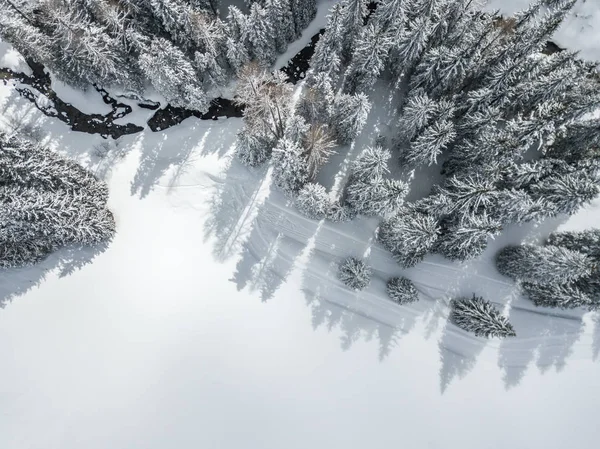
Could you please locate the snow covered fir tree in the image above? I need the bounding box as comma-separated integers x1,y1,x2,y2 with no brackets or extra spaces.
450,296,516,338
0,132,115,268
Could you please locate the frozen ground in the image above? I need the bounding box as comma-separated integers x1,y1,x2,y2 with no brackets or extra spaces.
1,1,600,448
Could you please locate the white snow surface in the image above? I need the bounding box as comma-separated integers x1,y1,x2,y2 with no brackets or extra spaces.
2,2,600,448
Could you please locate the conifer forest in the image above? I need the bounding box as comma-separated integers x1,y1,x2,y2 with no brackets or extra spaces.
2,1,600,444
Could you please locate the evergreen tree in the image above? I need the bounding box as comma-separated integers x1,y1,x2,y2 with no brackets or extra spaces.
245,3,277,65
351,146,391,182
396,91,437,141
496,244,595,285
387,277,419,304
529,170,600,216
450,296,516,338
343,23,393,94
235,127,275,167
379,210,440,268
139,38,209,112
290,0,317,37
331,93,371,144
547,229,600,262
389,15,430,77
347,178,408,217
338,257,372,290
429,173,500,219
266,0,295,53
272,138,309,196
0,133,115,268
522,282,596,310
435,213,502,262
326,201,356,222
298,73,334,123
308,3,344,80
401,118,455,168
372,0,407,31
339,0,369,62
295,183,330,220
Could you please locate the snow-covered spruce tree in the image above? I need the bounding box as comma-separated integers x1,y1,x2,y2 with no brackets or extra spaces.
346,177,408,218
245,2,277,66
387,277,419,304
272,138,309,196
521,282,597,311
307,3,344,81
496,244,595,285
351,146,391,182
547,229,600,262
295,183,330,220
379,210,440,268
139,37,209,112
0,133,115,268
331,93,371,144
338,257,372,290
235,126,275,167
290,0,317,37
401,117,456,168
297,73,335,124
343,22,393,94
338,0,369,63
450,296,516,338
435,213,502,262
266,0,295,54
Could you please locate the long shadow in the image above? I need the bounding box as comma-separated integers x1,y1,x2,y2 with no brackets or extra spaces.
0,243,109,309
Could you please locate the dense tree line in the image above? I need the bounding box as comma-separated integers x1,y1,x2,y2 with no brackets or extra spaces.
496,230,600,310
0,132,115,268
0,0,318,111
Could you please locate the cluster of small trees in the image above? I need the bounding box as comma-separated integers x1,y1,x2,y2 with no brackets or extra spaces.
0,0,318,111
496,230,600,310
0,132,115,268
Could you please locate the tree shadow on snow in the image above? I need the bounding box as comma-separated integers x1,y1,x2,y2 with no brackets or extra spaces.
0,242,109,309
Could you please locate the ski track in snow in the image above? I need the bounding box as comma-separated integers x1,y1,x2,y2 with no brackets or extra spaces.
1,1,600,388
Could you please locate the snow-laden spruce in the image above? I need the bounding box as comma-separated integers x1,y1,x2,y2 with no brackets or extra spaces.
338,257,372,290
0,132,115,268
450,296,516,338
496,244,595,285
295,183,330,220
387,277,419,304
547,229,600,262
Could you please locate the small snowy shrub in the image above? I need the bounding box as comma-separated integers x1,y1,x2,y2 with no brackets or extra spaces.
295,183,330,219
387,277,419,304
450,296,516,338
338,257,371,290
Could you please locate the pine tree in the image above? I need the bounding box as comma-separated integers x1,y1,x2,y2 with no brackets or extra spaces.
435,213,502,262
496,244,595,285
522,282,596,310
401,118,455,168
371,0,407,31
245,3,277,65
308,3,344,80
339,0,369,62
272,138,309,196
351,146,391,182
235,127,275,167
450,296,516,338
298,73,334,123
139,37,209,112
0,132,115,268
389,16,431,77
387,277,419,304
529,170,600,216
266,0,295,53
290,0,317,37
338,257,372,290
326,201,356,222
379,210,440,268
396,91,437,141
295,183,330,220
429,173,500,219
547,229,600,262
347,177,408,218
331,93,371,144
343,23,393,94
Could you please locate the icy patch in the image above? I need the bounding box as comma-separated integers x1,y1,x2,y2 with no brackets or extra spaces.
50,77,113,115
